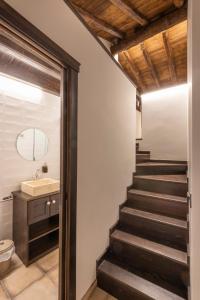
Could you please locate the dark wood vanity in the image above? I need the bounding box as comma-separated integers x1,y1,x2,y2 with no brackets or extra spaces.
13,191,60,266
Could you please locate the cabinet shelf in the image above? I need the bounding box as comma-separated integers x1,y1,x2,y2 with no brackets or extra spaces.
29,230,59,263
29,215,59,242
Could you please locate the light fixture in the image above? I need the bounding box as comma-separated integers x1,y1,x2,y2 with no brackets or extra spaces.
142,84,189,101
0,73,42,104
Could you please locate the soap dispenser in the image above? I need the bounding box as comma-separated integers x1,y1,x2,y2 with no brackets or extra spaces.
42,163,48,173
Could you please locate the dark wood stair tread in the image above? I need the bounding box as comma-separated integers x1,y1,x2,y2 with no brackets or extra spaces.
121,207,187,229
134,174,187,183
128,189,187,203
99,260,186,300
136,162,186,166
111,230,187,265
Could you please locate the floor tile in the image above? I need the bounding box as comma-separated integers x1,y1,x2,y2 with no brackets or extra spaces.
14,276,58,300
47,266,58,286
89,287,108,300
3,264,43,297
0,283,10,300
0,254,22,280
36,249,59,272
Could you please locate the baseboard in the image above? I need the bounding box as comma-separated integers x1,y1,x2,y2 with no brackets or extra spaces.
82,281,97,300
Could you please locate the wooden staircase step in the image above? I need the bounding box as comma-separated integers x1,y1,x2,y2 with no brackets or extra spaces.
136,153,151,163
110,230,188,291
120,207,188,250
98,260,186,300
133,175,188,197
136,162,187,175
127,189,188,220
111,230,187,265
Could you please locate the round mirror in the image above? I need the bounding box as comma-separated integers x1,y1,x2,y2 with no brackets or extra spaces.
16,128,48,161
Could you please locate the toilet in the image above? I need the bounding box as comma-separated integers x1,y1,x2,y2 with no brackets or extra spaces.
0,240,15,278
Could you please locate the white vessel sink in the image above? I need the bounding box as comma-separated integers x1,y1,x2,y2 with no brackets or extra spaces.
21,178,60,196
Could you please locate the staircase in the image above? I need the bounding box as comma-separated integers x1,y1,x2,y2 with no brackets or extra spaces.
97,144,189,299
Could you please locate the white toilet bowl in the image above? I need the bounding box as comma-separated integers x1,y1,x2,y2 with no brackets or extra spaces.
0,240,15,278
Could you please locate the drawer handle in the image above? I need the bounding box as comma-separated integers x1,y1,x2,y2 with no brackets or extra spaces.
47,201,51,206
52,200,56,204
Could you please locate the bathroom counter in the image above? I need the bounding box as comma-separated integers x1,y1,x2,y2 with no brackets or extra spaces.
12,190,60,201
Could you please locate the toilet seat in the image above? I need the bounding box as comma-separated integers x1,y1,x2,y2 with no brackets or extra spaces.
0,240,14,255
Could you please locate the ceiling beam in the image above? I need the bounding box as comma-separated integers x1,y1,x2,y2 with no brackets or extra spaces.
162,31,177,82
123,51,146,91
141,43,160,88
73,4,123,39
111,3,187,54
173,0,185,8
110,0,148,26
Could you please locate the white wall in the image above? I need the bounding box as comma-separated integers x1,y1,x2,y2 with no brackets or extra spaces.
4,1,136,299
140,85,188,160
188,0,200,299
0,89,60,240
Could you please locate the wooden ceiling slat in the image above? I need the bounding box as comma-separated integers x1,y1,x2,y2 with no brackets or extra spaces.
73,4,123,39
123,51,146,91
141,43,160,88
173,0,185,8
110,0,148,26
110,3,187,54
162,31,177,83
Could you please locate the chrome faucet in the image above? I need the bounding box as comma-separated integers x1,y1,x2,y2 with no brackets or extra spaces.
33,168,42,180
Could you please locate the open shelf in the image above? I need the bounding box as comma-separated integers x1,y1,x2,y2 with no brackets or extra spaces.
29,215,59,242
29,230,59,263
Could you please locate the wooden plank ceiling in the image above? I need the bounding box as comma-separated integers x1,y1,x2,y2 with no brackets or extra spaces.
69,0,187,94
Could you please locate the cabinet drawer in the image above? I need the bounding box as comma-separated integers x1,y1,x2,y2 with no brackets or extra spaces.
50,193,60,216
28,197,50,224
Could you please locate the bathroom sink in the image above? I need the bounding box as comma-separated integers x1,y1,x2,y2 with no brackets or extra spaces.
21,178,60,196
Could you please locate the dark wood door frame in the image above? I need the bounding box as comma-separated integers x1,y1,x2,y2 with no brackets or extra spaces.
0,2,80,300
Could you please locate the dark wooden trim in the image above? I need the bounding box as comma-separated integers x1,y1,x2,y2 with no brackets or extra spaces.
110,3,187,54
0,1,80,72
64,0,137,89
0,2,79,300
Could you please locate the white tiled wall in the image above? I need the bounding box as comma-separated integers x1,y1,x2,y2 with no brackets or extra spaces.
0,90,61,240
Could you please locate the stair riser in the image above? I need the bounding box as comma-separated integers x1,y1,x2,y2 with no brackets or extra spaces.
136,155,151,163
127,194,188,220
136,165,187,175
97,271,152,300
119,212,188,251
136,151,151,155
110,238,188,292
133,178,188,197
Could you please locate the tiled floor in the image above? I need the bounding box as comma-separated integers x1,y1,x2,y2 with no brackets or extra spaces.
0,249,58,300
0,250,115,300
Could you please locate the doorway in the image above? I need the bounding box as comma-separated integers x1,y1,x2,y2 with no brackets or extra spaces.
0,2,80,299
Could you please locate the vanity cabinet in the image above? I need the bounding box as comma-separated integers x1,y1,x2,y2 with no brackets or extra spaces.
13,191,60,266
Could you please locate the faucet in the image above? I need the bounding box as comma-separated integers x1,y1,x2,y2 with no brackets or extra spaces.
33,168,42,180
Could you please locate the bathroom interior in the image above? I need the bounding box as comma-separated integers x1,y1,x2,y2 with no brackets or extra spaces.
0,23,61,299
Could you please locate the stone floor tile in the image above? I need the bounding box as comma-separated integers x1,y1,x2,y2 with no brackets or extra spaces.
3,264,43,297
14,276,58,300
36,249,59,272
47,266,58,286
0,283,10,300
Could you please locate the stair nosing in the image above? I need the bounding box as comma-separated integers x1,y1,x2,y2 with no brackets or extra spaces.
111,230,188,266
128,189,187,203
121,207,187,229
99,260,185,300
134,175,187,184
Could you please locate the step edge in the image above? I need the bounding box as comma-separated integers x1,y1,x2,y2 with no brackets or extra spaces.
111,230,188,266
128,189,187,203
121,207,188,229
98,260,185,300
